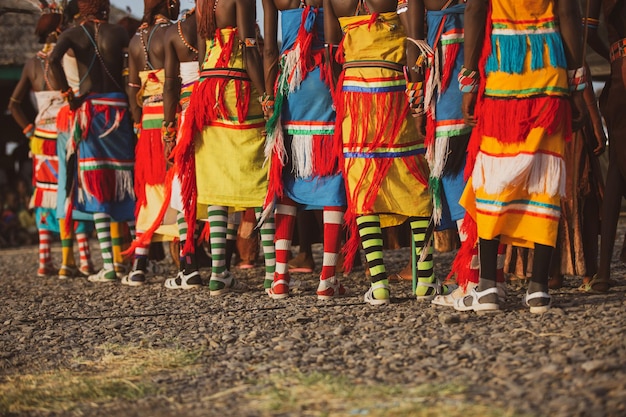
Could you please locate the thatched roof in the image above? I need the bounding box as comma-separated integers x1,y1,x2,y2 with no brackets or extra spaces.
0,1,135,67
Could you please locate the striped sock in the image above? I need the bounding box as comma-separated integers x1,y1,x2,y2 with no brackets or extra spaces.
133,230,149,272
76,231,91,269
110,221,124,270
321,206,344,280
272,200,296,284
127,220,136,241
93,213,114,271
208,206,228,276
38,229,52,269
176,211,189,272
256,206,276,281
59,219,76,267
357,215,388,299
410,217,435,296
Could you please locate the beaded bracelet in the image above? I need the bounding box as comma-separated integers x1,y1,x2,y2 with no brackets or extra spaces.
405,81,425,117
259,92,274,114
162,121,177,143
581,17,599,30
458,66,479,93
22,123,34,138
133,122,141,136
567,67,587,92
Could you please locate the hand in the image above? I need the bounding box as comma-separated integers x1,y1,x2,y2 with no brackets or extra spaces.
588,114,607,156
263,107,274,121
164,141,176,169
462,92,478,127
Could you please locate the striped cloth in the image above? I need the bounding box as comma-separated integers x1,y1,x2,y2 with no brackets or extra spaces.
460,0,571,249
336,12,431,228
66,92,135,222
264,6,345,210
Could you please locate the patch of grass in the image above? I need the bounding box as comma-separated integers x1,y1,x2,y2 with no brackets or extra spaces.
244,372,530,417
0,344,201,415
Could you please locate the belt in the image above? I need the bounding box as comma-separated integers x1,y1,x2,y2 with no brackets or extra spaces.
343,60,404,72
610,38,626,63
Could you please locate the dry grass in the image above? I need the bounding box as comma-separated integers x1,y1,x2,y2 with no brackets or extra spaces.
1,347,530,417
242,372,530,417
0,343,201,415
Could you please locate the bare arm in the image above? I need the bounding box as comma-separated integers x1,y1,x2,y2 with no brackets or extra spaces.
584,0,609,61
48,31,73,95
237,0,266,96
557,0,584,69
8,59,35,131
323,0,343,45
463,0,488,70
163,27,182,128
262,0,280,96
406,0,426,83
126,37,143,125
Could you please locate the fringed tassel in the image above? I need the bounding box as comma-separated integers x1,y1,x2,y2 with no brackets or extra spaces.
198,221,210,245
64,198,74,237
56,105,71,132
134,127,167,213
440,41,460,93
291,134,314,178
487,32,568,74
81,169,117,204
115,170,134,202
527,153,566,197
429,176,443,226
447,212,479,289
172,88,201,256
341,209,360,275
123,169,176,257
312,133,340,176
478,96,572,145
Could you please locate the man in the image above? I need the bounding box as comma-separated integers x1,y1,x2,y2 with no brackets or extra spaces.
581,0,626,292
262,0,348,300
453,0,586,313
161,5,204,289
49,0,136,283
123,0,180,286
175,0,275,295
9,5,92,279
324,0,449,305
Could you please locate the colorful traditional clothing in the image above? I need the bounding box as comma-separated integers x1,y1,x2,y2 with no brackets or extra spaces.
460,0,571,250
176,28,267,253
132,69,177,239
31,91,64,233
335,11,431,240
169,61,199,213
424,3,471,227
65,92,136,222
265,6,345,209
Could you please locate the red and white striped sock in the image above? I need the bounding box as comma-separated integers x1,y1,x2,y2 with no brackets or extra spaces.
38,229,52,269
76,232,91,268
320,206,344,280
274,198,297,283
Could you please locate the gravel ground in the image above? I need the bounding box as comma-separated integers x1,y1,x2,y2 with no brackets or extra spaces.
1,218,626,417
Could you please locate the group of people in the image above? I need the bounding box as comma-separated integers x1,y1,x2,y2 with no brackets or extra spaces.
7,0,625,314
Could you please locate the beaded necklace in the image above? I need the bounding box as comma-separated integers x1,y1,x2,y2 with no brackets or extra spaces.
177,9,198,57
37,43,55,91
139,14,171,70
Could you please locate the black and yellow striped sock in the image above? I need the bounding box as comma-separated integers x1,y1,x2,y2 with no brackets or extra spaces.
357,214,388,299
410,217,435,296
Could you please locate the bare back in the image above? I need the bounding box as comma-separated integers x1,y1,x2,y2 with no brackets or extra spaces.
50,21,129,96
